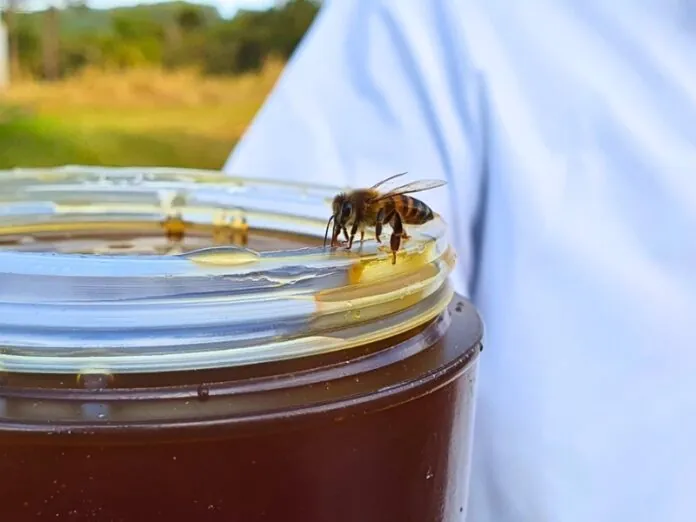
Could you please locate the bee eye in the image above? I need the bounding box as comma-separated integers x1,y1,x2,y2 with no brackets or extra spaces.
342,203,352,217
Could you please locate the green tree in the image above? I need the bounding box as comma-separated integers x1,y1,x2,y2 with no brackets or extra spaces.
106,12,165,67
271,0,320,59
8,0,322,78
202,0,320,75
177,6,205,33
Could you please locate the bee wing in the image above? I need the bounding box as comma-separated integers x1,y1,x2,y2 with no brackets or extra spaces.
371,179,447,201
370,172,408,190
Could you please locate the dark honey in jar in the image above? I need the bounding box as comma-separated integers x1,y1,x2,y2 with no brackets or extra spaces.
0,167,483,522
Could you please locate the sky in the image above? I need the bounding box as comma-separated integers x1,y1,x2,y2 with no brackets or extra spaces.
22,0,277,17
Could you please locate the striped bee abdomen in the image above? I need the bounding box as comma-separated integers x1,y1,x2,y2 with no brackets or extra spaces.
400,195,434,225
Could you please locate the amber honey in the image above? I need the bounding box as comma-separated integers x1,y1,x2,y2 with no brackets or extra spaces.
0,167,483,522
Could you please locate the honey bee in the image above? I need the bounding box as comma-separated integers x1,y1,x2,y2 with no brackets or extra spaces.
324,172,447,264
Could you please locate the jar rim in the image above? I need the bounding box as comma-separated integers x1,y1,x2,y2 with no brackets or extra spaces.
0,166,455,374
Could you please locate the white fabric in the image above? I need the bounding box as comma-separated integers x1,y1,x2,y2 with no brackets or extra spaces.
224,1,696,521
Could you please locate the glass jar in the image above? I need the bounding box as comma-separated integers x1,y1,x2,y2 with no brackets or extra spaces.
0,167,483,522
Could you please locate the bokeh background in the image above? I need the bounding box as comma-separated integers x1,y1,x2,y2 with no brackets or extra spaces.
0,0,320,169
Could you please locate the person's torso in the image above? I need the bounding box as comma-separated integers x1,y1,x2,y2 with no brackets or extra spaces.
456,2,696,521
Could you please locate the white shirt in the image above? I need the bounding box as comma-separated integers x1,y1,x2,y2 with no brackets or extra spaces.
224,1,696,521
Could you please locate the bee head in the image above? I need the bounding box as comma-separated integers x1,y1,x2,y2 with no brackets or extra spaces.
324,192,353,247
332,193,353,226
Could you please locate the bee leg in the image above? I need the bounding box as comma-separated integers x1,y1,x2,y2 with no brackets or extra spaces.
346,222,359,250
359,229,365,245
329,224,340,248
390,211,404,265
375,208,385,243
342,227,349,242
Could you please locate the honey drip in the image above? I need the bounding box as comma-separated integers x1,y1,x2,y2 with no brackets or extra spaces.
161,213,188,243
160,209,250,249
212,210,249,247
159,189,189,246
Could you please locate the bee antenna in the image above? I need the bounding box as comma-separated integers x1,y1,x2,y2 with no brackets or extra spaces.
323,215,335,247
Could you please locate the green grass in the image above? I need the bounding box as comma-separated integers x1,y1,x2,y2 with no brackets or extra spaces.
0,63,282,171
0,111,236,169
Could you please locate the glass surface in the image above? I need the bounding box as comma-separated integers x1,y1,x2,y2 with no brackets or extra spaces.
0,167,482,522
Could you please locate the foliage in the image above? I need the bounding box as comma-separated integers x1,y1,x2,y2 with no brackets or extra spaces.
3,0,321,79
0,2,319,170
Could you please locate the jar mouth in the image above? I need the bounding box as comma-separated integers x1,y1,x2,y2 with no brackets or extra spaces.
0,166,455,374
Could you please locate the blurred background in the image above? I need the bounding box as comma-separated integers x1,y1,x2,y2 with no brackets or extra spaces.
0,0,320,169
